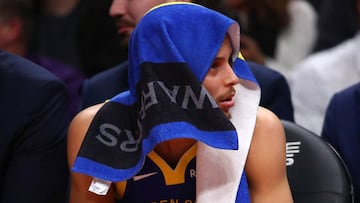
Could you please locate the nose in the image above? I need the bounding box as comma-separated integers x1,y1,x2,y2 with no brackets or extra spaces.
225,63,240,86
109,0,125,17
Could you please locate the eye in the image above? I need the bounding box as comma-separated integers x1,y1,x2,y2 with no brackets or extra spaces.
211,61,220,69
211,55,233,70
210,58,223,70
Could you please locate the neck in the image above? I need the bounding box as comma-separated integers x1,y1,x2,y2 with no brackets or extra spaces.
43,0,79,16
154,138,196,168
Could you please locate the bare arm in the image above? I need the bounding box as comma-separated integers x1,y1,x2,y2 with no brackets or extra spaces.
245,107,293,203
67,103,116,203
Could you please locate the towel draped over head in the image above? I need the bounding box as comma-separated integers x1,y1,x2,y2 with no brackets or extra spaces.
72,2,260,202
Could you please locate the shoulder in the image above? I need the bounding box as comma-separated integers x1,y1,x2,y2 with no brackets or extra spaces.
0,51,67,104
84,62,128,87
253,107,285,141
335,82,360,99
248,62,289,94
247,107,287,171
68,103,104,148
327,82,360,113
81,62,129,108
247,107,286,168
69,103,104,132
0,51,63,85
248,62,286,83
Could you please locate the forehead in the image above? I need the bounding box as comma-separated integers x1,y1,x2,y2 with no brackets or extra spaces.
217,36,233,56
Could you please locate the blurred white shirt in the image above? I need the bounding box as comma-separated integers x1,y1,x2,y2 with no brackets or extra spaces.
267,0,317,77
289,32,360,134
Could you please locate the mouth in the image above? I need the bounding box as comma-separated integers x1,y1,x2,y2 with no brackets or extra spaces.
218,93,235,110
117,25,133,35
116,20,135,35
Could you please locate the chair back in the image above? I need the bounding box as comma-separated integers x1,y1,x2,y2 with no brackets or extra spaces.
283,120,354,203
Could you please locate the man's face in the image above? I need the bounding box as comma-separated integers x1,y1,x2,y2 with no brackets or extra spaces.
0,16,16,49
0,19,8,47
203,36,239,119
109,0,171,47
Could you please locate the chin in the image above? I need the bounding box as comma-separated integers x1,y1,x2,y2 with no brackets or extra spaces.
224,112,231,119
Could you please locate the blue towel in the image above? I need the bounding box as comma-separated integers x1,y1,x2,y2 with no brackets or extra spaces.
72,3,258,185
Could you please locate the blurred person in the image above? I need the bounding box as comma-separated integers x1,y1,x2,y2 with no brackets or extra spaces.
75,0,127,77
0,0,84,118
30,0,127,77
0,50,69,203
289,0,360,134
81,0,295,122
29,0,85,68
321,82,360,202
313,0,358,52
222,0,317,77
0,0,32,56
68,3,293,203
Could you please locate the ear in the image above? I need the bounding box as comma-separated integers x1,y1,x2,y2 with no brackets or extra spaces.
0,18,22,43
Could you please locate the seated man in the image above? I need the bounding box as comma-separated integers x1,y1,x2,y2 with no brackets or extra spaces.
321,82,360,202
67,3,293,203
0,50,69,203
